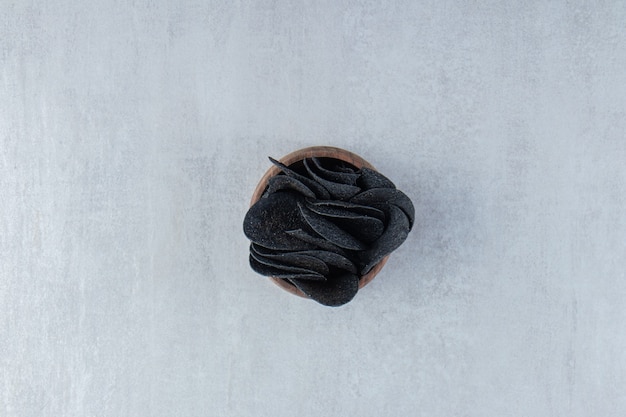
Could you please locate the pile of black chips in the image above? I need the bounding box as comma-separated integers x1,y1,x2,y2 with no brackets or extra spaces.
243,156,414,306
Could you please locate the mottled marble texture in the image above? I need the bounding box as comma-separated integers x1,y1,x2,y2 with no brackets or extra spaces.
2,1,626,416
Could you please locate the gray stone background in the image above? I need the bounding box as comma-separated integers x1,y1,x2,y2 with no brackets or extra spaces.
2,1,625,416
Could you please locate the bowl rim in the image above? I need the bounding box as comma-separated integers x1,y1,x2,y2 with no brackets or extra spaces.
248,145,390,298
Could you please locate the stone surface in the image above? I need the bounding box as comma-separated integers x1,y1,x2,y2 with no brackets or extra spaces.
3,1,626,416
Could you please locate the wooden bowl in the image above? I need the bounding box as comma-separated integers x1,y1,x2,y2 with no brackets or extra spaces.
249,146,390,298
